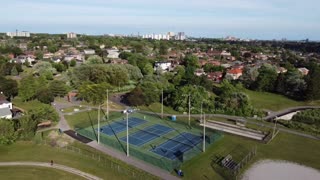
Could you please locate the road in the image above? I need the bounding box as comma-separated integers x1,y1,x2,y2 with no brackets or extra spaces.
0,161,102,180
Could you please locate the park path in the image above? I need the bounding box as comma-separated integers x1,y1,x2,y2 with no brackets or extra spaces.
87,141,180,180
0,161,102,180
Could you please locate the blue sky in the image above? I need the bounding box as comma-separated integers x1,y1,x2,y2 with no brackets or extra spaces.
1,0,319,40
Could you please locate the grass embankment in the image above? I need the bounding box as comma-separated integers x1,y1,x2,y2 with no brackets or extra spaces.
182,132,320,180
0,140,157,180
244,89,320,111
138,103,179,115
0,166,84,180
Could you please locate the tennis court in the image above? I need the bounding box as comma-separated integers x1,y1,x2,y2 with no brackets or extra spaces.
151,132,203,160
120,124,173,146
98,117,146,136
77,112,223,171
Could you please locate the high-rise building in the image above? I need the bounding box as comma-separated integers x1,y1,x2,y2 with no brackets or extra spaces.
176,32,186,40
6,30,30,38
67,32,77,39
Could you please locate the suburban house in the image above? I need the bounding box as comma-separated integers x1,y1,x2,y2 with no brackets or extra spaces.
107,48,120,59
11,55,35,64
43,53,54,59
207,72,223,83
194,69,206,76
277,67,288,74
0,93,12,119
84,49,96,55
298,67,309,76
225,68,243,80
154,61,172,72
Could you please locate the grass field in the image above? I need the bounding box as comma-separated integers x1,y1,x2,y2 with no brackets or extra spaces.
76,112,222,171
12,97,48,111
182,132,320,180
244,89,320,111
60,105,87,113
64,110,123,129
0,166,84,180
0,140,156,180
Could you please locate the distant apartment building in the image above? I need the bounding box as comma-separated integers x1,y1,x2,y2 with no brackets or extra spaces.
6,31,30,38
175,32,186,41
67,32,77,39
142,32,185,41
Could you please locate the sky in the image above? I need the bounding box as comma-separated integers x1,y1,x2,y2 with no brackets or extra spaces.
1,0,319,40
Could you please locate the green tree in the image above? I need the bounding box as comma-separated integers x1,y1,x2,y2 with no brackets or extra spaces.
19,75,38,101
10,66,18,76
85,55,103,64
28,105,59,122
159,42,168,55
48,80,68,97
33,61,57,80
253,64,278,92
36,88,54,104
70,59,76,67
306,65,320,100
78,82,112,105
141,63,153,75
18,115,38,140
0,119,17,145
0,76,18,99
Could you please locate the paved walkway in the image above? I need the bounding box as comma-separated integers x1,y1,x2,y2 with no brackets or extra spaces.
87,141,179,180
0,161,102,180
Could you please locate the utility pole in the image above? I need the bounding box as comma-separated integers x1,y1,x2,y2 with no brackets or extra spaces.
188,93,191,127
203,113,206,152
126,112,129,157
161,89,164,119
98,104,100,144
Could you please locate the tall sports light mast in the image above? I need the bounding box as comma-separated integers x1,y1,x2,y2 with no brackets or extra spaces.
126,112,129,157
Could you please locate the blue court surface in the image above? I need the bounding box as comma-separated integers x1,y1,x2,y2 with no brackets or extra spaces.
98,117,146,136
120,124,173,146
151,132,202,160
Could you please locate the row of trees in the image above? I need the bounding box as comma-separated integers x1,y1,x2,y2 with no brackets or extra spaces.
292,109,320,127
240,62,320,101
19,75,68,103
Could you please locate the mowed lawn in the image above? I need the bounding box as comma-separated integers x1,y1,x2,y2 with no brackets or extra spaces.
182,132,320,180
0,141,155,180
244,89,304,111
64,110,123,129
12,97,48,111
0,166,85,180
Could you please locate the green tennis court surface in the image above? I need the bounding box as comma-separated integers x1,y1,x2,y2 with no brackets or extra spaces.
76,112,222,171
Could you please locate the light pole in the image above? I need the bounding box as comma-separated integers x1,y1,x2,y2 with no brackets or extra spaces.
203,113,206,152
126,112,129,157
98,104,101,144
161,89,164,119
188,93,191,127
107,89,109,120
